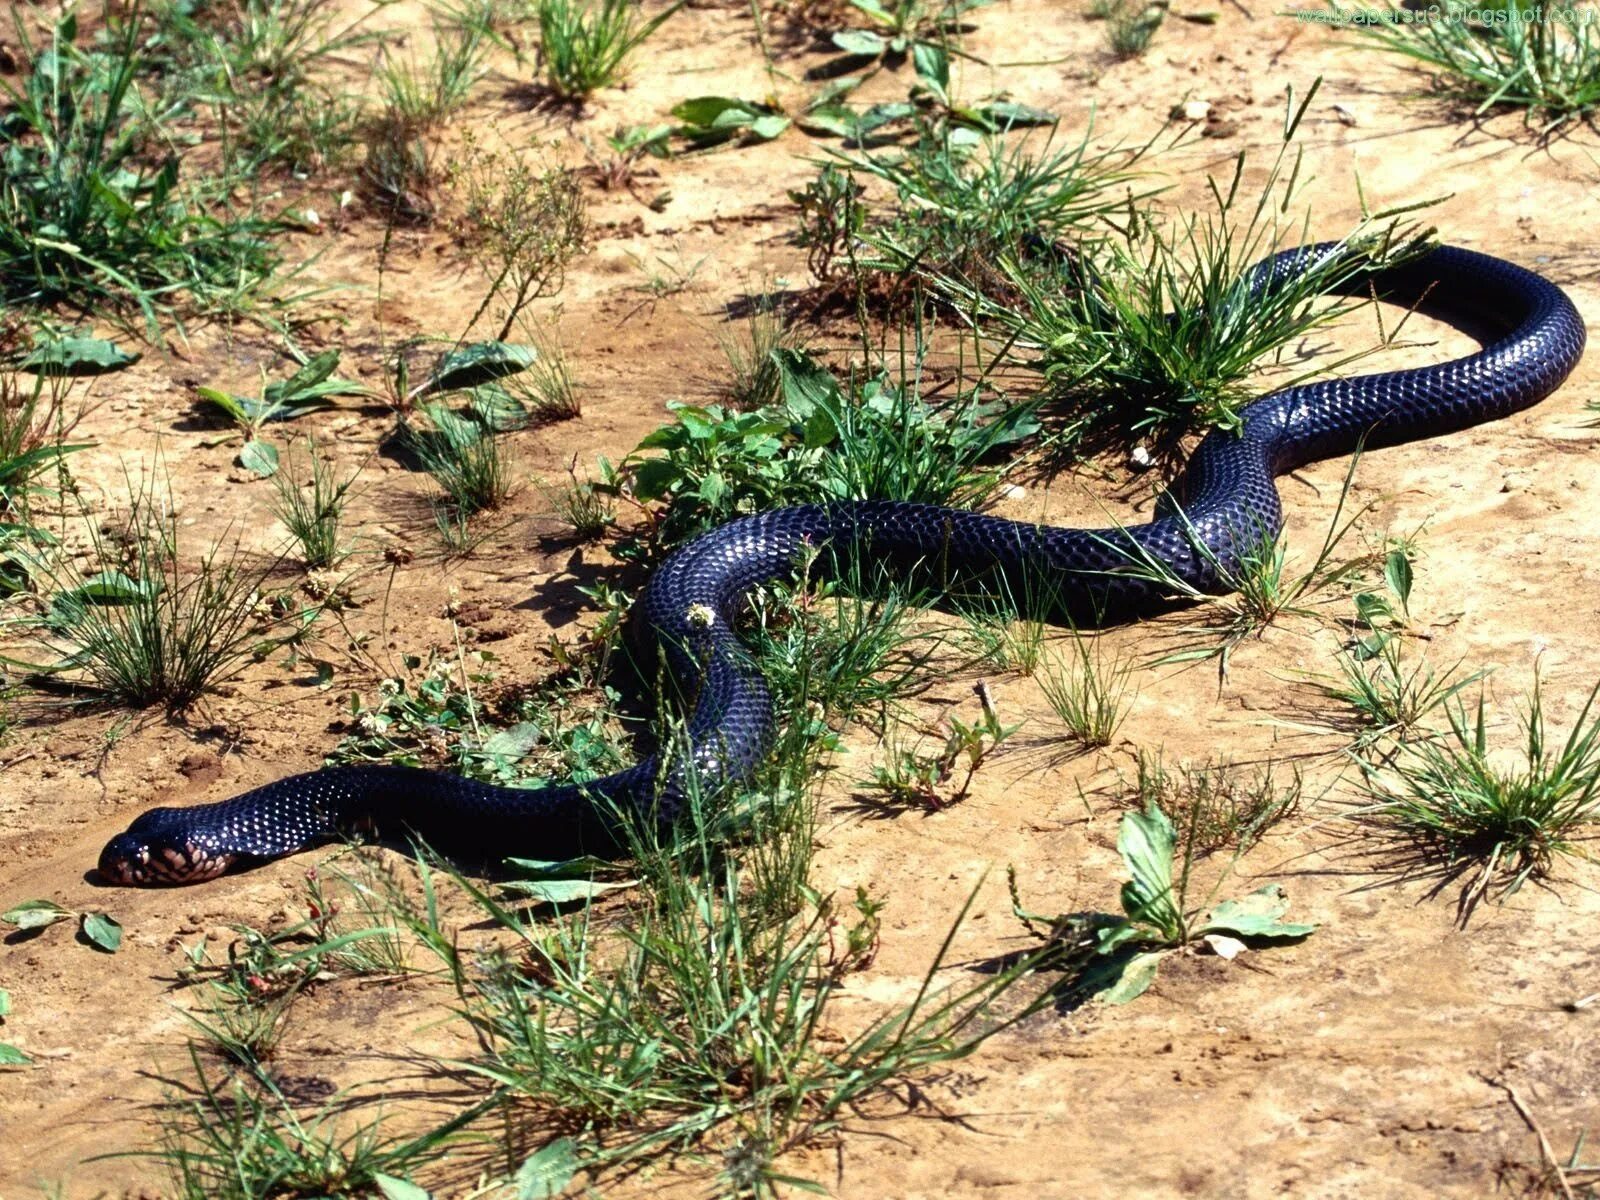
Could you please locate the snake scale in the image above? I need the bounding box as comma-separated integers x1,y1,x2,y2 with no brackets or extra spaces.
98,244,1587,885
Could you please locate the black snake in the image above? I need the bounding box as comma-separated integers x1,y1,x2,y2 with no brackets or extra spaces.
98,244,1587,885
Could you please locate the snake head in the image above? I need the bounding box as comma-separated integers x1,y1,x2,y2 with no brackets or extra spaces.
98,808,237,886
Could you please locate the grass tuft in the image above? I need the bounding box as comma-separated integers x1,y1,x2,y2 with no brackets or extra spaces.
1356,675,1600,914
1331,0,1600,128
16,475,315,709
534,0,684,100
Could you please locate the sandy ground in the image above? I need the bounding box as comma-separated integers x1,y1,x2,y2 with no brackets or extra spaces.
3,0,1600,1196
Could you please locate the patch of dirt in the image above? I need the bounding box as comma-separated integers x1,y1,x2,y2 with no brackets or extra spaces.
3,1,1600,1196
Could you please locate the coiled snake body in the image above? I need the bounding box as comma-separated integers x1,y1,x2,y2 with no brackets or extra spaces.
99,245,1587,885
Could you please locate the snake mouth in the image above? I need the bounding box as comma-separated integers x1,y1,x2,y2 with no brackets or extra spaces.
98,837,237,887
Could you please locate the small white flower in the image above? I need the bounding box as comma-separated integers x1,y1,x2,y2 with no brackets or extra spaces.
685,603,716,630
302,208,321,228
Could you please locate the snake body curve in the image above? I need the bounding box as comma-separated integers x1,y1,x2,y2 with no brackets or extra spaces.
99,245,1587,885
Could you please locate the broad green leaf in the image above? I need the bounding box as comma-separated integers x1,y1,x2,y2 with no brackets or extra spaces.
20,336,140,376
748,113,792,141
775,348,843,418
979,100,1059,127
853,101,916,136
0,989,9,1017
1116,805,1179,929
265,349,341,401
374,1175,433,1200
417,343,537,398
796,104,861,138
0,442,90,488
499,878,637,905
480,723,543,761
0,1043,28,1066
198,386,250,425
1353,591,1393,628
2,900,72,931
81,912,123,953
1074,947,1166,1005
671,96,758,127
516,1136,579,1198
502,855,622,879
830,29,886,55
674,405,719,439
470,383,530,432
911,42,949,92
1385,549,1413,614
805,74,865,108
627,457,679,502
1199,885,1317,942
58,571,152,605
239,439,280,477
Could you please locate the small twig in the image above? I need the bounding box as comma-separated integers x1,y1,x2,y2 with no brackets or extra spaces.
1478,1072,1577,1200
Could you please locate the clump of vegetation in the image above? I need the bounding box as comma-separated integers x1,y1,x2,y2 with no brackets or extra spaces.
1012,803,1317,1005
1355,675,1600,917
404,403,517,541
1330,0,1600,129
1088,0,1166,57
615,345,1038,557
0,364,93,594
534,0,684,100
830,117,1158,304
329,648,633,788
200,349,365,478
1038,630,1136,749
271,441,362,569
0,12,280,328
453,143,589,340
1131,752,1303,855
865,685,1019,809
150,0,384,175
942,81,1436,458
15,477,319,708
717,299,809,412
539,459,616,541
1311,544,1485,756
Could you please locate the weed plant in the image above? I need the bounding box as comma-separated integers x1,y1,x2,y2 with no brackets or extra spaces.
362,110,441,223
1132,752,1303,854
1330,0,1600,127
866,691,1019,810
851,119,1157,262
407,402,515,515
717,301,809,412
0,12,280,326
416,760,1034,1194
1096,0,1164,57
1112,456,1377,681
154,0,385,173
1356,676,1600,912
535,0,685,100
270,441,361,569
15,478,316,708
145,1048,474,1200
1037,630,1135,748
618,344,1038,557
1012,803,1315,1005
377,21,489,128
958,81,1437,454
538,460,615,540
454,144,589,340
0,371,90,593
